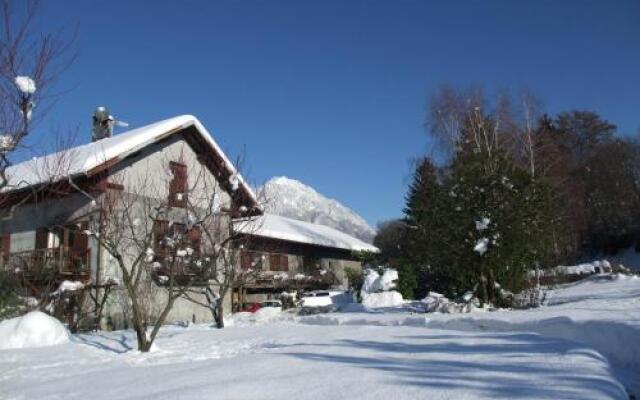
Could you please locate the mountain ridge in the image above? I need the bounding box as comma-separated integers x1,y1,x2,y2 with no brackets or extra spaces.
258,176,376,243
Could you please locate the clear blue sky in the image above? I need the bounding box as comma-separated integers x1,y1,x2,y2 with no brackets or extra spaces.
29,0,640,227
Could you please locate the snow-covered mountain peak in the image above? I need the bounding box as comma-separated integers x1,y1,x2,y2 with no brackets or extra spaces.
259,176,376,243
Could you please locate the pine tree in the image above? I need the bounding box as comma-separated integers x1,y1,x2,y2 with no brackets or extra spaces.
402,150,563,305
444,150,562,305
396,264,417,299
402,158,468,299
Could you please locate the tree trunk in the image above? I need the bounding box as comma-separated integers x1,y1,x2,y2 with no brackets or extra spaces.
145,295,177,350
132,302,150,352
133,316,150,352
214,301,224,329
123,273,150,352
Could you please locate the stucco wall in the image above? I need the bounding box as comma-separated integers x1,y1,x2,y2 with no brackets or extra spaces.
98,134,234,327
102,285,230,328
108,135,231,211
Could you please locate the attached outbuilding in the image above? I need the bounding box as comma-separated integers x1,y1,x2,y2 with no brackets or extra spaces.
233,213,378,307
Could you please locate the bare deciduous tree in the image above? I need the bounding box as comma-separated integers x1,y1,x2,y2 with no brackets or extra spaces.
85,151,259,351
428,85,505,169
0,0,75,190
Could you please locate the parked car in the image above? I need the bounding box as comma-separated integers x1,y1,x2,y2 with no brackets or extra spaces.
299,290,356,308
260,300,283,312
242,302,261,313
300,290,333,307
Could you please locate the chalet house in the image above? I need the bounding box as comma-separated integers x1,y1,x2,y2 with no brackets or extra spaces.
0,114,377,328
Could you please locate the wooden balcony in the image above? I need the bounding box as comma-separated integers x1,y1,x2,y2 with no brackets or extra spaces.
2,247,91,282
153,261,209,286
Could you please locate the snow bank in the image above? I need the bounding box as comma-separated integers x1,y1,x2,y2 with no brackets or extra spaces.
300,291,355,308
329,291,356,306
229,308,290,326
421,292,480,313
253,307,282,321
361,291,404,308
544,260,613,277
0,311,70,350
612,273,639,281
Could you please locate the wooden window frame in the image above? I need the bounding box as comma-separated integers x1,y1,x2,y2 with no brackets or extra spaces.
241,250,265,270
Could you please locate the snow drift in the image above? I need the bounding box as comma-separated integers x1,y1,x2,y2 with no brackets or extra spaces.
361,291,404,308
0,311,70,350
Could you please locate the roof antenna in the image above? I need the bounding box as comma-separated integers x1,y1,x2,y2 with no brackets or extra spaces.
92,106,129,141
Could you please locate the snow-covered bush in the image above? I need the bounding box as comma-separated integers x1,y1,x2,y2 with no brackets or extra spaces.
421,291,481,313
360,268,404,308
362,268,398,294
550,260,613,276
362,268,382,293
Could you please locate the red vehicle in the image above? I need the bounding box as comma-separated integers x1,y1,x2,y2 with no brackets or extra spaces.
242,302,261,313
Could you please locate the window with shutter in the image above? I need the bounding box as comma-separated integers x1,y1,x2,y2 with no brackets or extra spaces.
269,253,289,272
241,251,264,270
168,161,188,208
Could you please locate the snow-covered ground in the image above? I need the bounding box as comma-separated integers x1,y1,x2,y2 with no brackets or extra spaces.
1,274,637,399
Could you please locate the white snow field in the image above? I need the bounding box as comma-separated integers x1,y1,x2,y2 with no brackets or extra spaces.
1,274,637,400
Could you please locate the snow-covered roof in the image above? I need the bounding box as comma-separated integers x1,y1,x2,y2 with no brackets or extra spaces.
4,115,259,207
235,213,379,253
